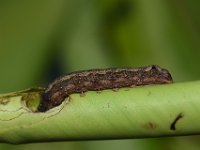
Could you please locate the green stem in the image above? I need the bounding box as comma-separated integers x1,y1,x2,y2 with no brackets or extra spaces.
0,81,200,144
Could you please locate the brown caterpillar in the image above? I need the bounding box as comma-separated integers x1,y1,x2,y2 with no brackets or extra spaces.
38,65,173,112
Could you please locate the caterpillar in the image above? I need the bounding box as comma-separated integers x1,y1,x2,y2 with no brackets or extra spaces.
38,65,173,112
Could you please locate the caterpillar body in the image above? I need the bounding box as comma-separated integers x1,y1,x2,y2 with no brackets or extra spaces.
38,65,173,112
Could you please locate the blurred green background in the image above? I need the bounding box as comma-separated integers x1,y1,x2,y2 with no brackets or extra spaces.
0,0,200,149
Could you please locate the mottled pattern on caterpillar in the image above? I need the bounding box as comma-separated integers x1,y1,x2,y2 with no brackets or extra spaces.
38,65,173,112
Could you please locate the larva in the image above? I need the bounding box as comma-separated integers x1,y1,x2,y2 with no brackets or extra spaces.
38,65,173,112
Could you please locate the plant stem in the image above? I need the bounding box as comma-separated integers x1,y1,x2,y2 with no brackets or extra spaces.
0,81,200,144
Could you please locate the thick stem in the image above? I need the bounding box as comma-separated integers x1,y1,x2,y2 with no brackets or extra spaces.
0,81,200,144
